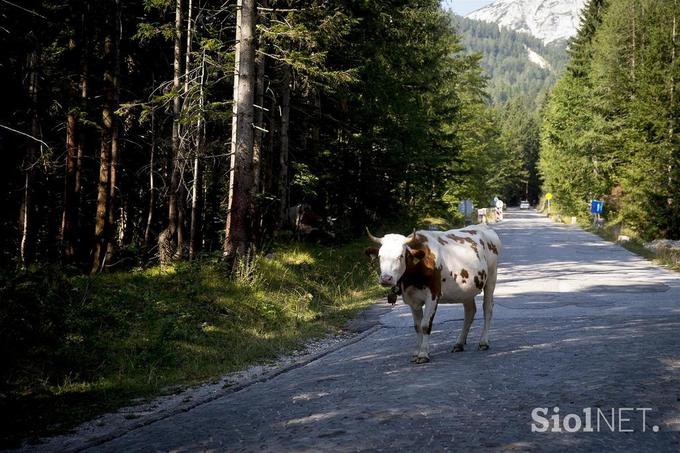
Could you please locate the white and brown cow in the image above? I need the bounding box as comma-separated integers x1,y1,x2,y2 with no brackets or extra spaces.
365,225,501,364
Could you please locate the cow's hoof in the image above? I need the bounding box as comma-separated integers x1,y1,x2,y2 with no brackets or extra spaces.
414,356,430,364
452,344,464,353
478,344,490,351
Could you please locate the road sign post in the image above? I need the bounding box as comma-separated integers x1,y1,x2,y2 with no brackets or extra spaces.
591,200,604,228
495,198,504,221
545,193,553,217
458,199,475,225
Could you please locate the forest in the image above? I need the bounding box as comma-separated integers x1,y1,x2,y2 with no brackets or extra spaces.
452,14,568,107
0,1,539,271
0,0,540,445
540,0,680,240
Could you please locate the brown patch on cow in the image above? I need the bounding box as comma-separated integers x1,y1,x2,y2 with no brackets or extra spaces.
487,241,499,255
364,247,379,260
474,275,484,290
461,269,469,279
450,271,453,276
466,229,478,235
476,270,488,289
446,233,467,244
437,237,449,246
468,241,480,259
399,237,441,300
447,233,480,259
479,239,485,248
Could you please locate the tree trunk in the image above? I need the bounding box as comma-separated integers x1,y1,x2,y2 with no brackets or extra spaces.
184,0,193,95
224,0,256,258
74,4,89,262
278,65,291,227
144,103,156,250
190,51,206,259
91,3,118,273
230,0,242,169
159,0,184,263
19,44,40,267
265,85,277,197
61,12,81,263
252,0,268,194
62,111,78,262
106,0,122,262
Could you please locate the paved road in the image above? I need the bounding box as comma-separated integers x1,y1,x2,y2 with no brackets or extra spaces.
90,210,680,452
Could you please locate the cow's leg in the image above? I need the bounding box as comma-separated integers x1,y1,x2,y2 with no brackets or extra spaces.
479,267,497,350
452,299,476,352
408,303,424,362
416,295,438,364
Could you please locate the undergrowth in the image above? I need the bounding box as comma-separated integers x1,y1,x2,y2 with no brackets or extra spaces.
0,240,382,448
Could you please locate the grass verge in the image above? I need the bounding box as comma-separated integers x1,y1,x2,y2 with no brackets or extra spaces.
0,239,383,448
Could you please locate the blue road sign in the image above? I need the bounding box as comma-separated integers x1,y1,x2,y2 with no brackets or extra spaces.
591,200,604,215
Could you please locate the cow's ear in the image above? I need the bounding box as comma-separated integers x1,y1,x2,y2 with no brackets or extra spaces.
364,247,379,260
408,248,426,260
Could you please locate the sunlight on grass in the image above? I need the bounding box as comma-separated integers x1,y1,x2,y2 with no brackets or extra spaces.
276,249,317,266
0,238,385,448
421,216,451,229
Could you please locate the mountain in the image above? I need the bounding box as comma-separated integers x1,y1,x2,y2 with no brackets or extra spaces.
466,0,587,44
452,15,569,105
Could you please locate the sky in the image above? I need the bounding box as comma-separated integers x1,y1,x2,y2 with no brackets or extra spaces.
441,0,496,16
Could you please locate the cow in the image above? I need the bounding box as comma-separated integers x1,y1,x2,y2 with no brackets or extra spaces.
365,225,501,364
288,204,321,237
287,204,335,240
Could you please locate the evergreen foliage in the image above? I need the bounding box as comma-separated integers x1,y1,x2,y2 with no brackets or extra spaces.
0,1,514,269
540,0,680,239
452,14,568,106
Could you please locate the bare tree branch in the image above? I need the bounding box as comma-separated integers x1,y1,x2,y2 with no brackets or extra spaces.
0,0,47,19
0,123,50,149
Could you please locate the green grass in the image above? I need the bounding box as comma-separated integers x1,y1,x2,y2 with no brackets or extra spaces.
0,240,383,448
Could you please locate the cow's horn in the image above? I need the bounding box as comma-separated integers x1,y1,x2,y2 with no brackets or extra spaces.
403,229,418,245
366,227,383,244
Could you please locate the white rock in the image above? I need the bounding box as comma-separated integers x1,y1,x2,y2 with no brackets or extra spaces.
644,239,680,251
466,0,587,44
527,46,552,70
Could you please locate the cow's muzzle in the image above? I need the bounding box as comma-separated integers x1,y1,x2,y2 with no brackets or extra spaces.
379,274,394,287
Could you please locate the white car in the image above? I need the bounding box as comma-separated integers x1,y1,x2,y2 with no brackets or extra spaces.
520,200,530,209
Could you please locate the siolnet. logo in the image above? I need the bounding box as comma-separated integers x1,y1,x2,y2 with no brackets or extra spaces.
531,407,659,433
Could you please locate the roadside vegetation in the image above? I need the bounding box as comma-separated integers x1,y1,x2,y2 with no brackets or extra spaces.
0,240,382,448
540,203,680,273
584,223,680,273
539,0,680,241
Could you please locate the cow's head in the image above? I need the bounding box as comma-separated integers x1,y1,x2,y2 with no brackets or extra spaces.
365,228,423,287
